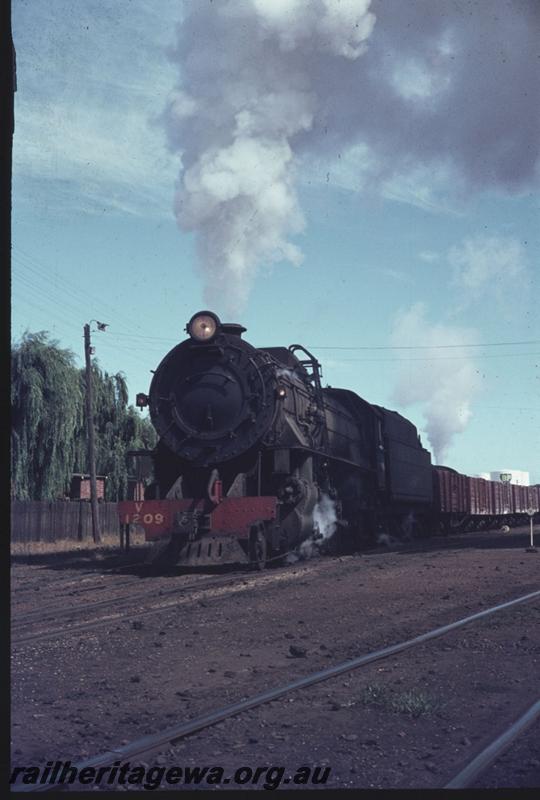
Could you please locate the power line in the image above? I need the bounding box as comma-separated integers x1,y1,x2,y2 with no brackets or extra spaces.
11,289,164,368
13,289,540,364
475,406,539,412
12,249,540,360
13,249,148,336
310,340,540,351
101,331,181,343
13,263,166,357
327,352,540,363
11,290,84,335
12,277,92,329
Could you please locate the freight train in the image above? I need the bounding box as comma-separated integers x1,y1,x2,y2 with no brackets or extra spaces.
118,311,539,567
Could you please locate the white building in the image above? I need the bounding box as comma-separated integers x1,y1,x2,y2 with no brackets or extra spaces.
489,469,530,486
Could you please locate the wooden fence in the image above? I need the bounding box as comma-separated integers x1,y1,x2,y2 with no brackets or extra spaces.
11,501,120,543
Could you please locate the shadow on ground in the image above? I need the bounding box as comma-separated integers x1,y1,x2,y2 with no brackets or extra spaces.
364,526,537,558
11,525,538,576
10,546,257,579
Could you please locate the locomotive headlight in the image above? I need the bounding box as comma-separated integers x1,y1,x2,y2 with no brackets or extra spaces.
187,311,220,342
276,385,287,398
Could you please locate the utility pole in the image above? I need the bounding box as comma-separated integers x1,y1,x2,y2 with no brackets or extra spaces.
84,321,108,543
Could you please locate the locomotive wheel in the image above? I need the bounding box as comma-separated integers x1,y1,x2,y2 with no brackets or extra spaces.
249,524,267,570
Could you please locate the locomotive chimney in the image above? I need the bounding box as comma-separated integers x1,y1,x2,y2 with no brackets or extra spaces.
220,323,247,338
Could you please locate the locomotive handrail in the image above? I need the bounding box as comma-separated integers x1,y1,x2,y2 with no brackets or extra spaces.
288,344,323,391
288,343,322,368
248,356,268,410
288,344,328,451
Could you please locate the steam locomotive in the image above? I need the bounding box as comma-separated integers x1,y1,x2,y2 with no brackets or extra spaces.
118,311,538,567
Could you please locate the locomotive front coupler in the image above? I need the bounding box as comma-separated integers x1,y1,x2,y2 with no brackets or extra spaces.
174,509,202,541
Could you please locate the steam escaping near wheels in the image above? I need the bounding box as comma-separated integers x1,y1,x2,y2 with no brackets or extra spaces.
313,494,339,542
284,494,339,562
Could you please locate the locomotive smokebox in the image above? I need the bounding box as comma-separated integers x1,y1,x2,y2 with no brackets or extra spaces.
148,311,277,468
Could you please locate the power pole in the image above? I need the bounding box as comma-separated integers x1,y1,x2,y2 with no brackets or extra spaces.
84,323,101,543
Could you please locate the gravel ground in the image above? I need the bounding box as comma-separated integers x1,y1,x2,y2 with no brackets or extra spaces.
472,718,540,789
10,526,540,790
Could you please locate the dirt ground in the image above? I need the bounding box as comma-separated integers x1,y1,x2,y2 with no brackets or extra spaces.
10,526,540,790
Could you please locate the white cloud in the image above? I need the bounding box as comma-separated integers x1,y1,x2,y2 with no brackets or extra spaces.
12,0,181,219
380,163,464,215
448,234,528,305
14,98,179,218
303,146,464,215
391,57,446,101
418,250,440,263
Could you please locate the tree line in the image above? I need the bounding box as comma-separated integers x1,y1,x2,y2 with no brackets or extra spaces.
11,331,156,501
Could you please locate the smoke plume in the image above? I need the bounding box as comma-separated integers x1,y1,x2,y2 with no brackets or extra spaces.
164,0,539,313
390,303,481,464
165,0,375,312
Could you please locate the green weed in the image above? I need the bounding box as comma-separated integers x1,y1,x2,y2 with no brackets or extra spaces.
360,684,436,717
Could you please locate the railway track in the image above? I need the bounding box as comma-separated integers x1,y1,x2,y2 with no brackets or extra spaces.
11,561,324,647
7,525,513,602
10,545,413,645
11,543,304,622
11,526,538,647
11,573,255,646
11,570,233,627
11,574,149,615
10,556,157,603
444,698,540,788
12,588,540,792
11,523,532,616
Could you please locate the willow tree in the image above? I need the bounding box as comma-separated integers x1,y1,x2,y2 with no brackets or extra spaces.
11,332,83,499
74,365,156,501
12,333,156,501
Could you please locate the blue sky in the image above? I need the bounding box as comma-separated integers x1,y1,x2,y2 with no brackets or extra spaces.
12,0,540,481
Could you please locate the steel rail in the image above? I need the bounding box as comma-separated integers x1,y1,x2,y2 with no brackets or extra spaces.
12,582,153,627
11,565,305,646
11,551,312,629
12,547,316,631
13,588,540,793
11,573,237,629
12,556,148,591
10,574,251,646
444,698,540,789
11,555,361,645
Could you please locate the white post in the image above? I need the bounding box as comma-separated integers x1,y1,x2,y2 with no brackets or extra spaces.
526,509,537,552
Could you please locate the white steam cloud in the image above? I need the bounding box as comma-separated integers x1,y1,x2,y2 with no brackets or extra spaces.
164,0,539,313
392,233,530,457
295,493,339,560
165,0,375,313
312,493,339,541
391,303,481,464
